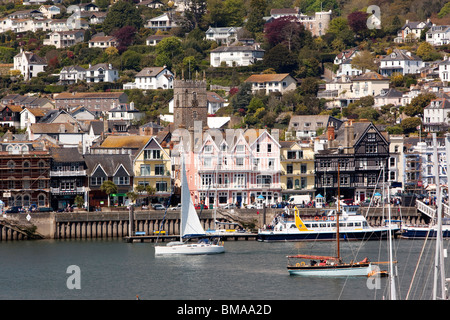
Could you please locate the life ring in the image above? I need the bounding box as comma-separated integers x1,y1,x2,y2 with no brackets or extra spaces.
296,263,300,267
301,261,305,266
314,216,320,221
322,217,327,221
330,216,335,221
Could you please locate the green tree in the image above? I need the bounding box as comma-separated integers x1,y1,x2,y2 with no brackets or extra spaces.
401,117,422,134
263,44,298,73
100,180,118,207
351,50,378,73
74,195,84,209
121,50,142,71
246,0,266,34
404,93,436,117
102,1,143,35
155,37,183,68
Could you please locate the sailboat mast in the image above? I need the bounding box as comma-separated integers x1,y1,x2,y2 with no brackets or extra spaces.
387,182,396,300
432,133,446,300
336,162,340,260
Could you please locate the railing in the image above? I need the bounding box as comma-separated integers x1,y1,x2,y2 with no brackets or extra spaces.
416,199,450,219
50,170,86,177
50,187,86,194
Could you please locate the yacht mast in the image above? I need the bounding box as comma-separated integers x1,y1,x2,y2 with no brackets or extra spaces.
336,162,340,260
432,133,446,300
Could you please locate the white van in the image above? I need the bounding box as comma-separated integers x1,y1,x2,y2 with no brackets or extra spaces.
288,195,311,205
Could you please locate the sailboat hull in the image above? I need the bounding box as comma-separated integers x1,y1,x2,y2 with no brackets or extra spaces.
400,225,450,239
287,263,375,277
154,243,225,255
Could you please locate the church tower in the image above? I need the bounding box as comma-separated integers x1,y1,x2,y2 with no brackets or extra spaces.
173,72,208,130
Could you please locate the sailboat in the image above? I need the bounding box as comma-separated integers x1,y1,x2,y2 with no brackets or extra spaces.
154,160,225,255
287,164,387,277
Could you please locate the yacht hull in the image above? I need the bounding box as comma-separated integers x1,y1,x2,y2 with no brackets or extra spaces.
287,263,375,277
154,243,225,255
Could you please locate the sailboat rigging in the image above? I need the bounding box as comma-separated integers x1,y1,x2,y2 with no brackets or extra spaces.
154,159,224,255
287,163,394,277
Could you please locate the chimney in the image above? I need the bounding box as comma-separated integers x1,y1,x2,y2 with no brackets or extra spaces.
327,125,335,141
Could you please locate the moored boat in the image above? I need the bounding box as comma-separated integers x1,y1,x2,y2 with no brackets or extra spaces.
258,205,399,242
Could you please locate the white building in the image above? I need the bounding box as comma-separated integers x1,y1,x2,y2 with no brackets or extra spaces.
88,35,117,49
86,63,119,83
12,50,47,80
244,73,297,95
59,65,86,84
43,29,85,48
438,56,450,81
379,49,424,76
107,102,144,122
395,19,433,43
426,25,450,46
423,98,450,132
205,27,240,44
123,66,174,90
145,12,178,31
210,45,264,67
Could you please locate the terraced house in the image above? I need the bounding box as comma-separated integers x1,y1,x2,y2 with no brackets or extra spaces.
280,141,315,202
133,136,171,205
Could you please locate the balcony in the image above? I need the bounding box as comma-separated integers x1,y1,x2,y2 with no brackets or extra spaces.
50,170,86,177
50,187,86,194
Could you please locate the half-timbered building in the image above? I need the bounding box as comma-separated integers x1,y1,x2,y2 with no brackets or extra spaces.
315,121,390,204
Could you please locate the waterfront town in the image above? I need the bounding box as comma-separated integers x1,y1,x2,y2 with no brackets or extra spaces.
0,0,449,214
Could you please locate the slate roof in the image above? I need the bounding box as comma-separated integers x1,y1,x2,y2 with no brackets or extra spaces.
50,147,84,163
84,154,133,176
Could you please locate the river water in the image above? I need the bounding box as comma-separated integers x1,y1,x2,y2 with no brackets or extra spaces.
0,238,448,300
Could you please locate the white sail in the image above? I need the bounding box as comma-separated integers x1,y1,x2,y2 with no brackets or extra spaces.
180,161,205,238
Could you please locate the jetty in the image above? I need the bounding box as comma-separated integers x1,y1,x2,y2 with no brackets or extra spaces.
0,202,439,241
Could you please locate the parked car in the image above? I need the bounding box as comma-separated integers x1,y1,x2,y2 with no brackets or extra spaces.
170,204,182,210
246,203,257,209
220,203,236,209
153,204,165,210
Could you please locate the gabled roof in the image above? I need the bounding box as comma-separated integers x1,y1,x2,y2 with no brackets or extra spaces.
15,51,47,65
84,154,133,177
135,67,169,78
425,98,450,110
211,45,264,53
352,72,388,81
245,73,292,83
381,49,422,62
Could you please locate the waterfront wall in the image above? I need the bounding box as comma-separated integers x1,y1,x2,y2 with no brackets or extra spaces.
2,206,425,240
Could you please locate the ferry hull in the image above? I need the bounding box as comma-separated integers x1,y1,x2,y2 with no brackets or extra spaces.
400,227,450,239
154,243,225,255
258,229,395,242
287,263,375,277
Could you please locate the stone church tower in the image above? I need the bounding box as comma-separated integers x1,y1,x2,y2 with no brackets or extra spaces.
173,73,208,130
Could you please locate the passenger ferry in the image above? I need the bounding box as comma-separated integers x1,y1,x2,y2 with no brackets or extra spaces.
400,219,450,239
257,205,400,242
